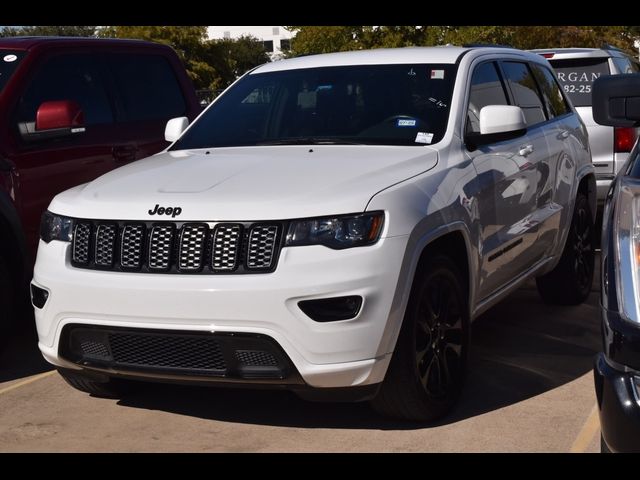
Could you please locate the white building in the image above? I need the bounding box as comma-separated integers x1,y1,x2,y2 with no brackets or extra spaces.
207,26,293,58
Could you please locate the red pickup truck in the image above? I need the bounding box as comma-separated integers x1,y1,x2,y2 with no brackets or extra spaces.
0,37,201,337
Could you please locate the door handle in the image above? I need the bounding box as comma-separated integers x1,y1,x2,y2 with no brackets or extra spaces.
558,130,570,140
518,144,534,157
112,145,137,162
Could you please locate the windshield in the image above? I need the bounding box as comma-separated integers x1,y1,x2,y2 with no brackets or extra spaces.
171,63,457,150
549,58,610,107
0,50,24,93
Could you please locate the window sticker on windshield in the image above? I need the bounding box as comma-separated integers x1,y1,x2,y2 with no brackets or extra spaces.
428,97,447,108
3,54,17,63
430,69,445,80
415,132,434,144
397,119,417,127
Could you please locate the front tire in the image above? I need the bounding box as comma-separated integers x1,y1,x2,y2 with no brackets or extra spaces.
371,254,469,421
536,192,594,305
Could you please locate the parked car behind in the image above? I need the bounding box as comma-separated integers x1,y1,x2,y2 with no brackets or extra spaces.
531,46,640,204
0,37,201,341
33,46,596,421
592,72,640,453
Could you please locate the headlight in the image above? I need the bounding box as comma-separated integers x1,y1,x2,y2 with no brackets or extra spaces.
285,212,384,249
40,211,74,243
614,177,640,323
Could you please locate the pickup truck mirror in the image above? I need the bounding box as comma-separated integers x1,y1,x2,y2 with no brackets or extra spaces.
164,117,189,142
465,105,527,150
19,100,86,143
593,73,640,127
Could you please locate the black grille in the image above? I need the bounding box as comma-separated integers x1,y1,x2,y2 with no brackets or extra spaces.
70,220,281,274
72,223,91,264
247,225,279,269
121,224,145,268
179,224,207,271
80,339,109,358
148,225,174,271
109,333,226,372
60,325,296,380
95,224,117,266
212,224,241,271
235,350,278,367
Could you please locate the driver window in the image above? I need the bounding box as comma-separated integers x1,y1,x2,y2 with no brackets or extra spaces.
17,54,113,126
467,62,509,134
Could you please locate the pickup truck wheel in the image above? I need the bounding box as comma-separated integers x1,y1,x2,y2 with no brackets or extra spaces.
0,257,14,348
57,369,129,398
536,193,594,305
371,254,469,421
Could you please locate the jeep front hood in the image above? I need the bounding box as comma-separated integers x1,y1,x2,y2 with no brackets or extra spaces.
49,145,438,220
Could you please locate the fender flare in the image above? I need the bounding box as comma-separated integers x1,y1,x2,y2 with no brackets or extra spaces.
377,221,475,357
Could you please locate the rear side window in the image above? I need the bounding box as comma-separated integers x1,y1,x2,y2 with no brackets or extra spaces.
549,58,610,107
0,50,25,92
109,54,186,122
17,54,113,125
530,63,570,118
501,61,547,126
612,56,640,74
466,62,509,134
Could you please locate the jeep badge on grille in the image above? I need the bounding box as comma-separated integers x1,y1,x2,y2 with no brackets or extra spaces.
148,204,182,217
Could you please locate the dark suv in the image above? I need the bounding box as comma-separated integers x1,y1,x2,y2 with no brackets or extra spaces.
592,73,640,453
0,37,201,337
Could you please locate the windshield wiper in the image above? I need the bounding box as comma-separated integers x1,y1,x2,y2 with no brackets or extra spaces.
256,137,365,146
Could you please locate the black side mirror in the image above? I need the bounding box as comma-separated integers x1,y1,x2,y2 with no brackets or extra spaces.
593,73,640,127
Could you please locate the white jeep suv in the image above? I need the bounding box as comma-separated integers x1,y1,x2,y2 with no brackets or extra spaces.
32,46,595,420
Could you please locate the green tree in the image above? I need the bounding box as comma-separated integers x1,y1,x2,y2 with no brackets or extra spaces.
98,26,213,88
0,25,97,37
287,26,640,57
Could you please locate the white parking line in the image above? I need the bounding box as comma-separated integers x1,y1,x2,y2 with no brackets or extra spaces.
0,370,56,396
570,403,599,453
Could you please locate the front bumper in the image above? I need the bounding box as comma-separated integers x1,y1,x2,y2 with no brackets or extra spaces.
594,354,640,453
32,234,409,389
595,306,640,453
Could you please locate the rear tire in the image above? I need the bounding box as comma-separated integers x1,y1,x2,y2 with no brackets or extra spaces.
57,369,129,398
371,254,469,421
536,193,594,305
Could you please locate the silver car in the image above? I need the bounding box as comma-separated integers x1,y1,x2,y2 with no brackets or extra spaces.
531,46,640,204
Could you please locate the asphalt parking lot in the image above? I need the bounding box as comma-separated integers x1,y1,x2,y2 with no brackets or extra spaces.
0,274,601,452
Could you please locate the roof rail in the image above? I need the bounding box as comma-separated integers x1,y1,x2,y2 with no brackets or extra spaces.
462,43,514,49
601,43,625,53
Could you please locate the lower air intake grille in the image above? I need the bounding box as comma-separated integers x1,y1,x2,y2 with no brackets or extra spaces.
60,325,296,380
109,332,226,372
235,350,278,367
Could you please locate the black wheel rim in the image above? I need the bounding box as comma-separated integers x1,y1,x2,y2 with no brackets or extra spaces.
415,275,464,399
572,205,593,292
